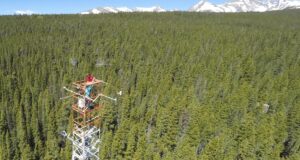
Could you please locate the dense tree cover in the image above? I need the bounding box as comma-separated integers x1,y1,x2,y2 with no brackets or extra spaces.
0,10,299,159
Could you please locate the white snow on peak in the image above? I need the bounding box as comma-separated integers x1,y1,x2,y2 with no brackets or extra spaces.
190,0,224,12
190,0,300,12
81,11,90,15
80,1,300,14
103,7,118,13
81,6,166,14
91,8,100,14
134,6,166,12
15,10,34,15
115,7,133,12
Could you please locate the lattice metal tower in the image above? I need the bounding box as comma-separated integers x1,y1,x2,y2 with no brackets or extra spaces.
61,74,117,160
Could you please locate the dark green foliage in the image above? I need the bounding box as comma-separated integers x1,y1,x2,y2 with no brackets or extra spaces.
0,10,300,159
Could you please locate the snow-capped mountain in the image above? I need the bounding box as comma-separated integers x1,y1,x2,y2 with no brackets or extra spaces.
134,6,166,12
80,1,300,14
189,0,300,12
81,7,130,14
81,6,166,14
15,10,35,15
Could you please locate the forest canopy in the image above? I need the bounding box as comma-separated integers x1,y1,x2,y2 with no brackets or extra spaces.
0,10,300,159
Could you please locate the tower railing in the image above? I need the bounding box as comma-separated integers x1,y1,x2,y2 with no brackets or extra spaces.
61,75,117,160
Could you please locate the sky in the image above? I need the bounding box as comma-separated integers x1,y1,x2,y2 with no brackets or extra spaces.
0,0,226,15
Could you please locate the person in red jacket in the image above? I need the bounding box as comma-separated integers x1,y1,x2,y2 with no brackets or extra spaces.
86,74,94,82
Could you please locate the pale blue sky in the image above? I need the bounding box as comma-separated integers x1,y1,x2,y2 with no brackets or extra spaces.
0,0,226,15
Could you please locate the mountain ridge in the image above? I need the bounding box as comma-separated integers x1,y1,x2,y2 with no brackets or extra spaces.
81,0,300,14
81,6,166,14
189,0,300,12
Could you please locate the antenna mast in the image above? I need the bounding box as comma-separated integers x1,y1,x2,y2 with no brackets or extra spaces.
61,74,116,160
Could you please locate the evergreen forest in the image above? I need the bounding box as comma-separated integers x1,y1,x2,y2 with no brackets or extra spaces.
0,10,300,160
